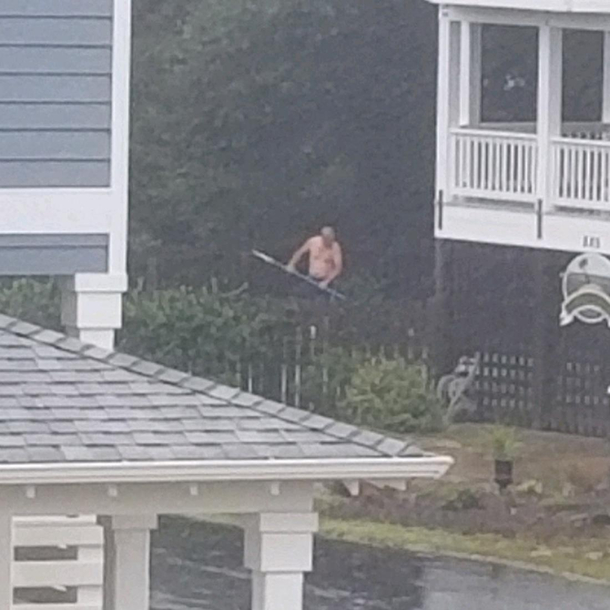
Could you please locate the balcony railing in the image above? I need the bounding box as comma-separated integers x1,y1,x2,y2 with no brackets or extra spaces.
553,138,610,209
450,128,537,202
447,123,610,210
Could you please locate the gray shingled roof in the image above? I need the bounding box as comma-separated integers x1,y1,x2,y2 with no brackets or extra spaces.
0,313,423,464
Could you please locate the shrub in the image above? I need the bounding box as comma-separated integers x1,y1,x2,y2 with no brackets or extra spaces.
338,357,444,433
490,426,521,461
299,346,363,416
119,285,279,379
0,278,60,329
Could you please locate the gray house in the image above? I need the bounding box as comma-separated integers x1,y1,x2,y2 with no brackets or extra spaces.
0,0,130,349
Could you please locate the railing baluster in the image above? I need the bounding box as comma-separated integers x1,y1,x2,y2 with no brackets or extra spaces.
590,150,601,201
584,147,591,201
465,134,471,189
504,140,513,193
600,149,605,202
473,136,478,189
516,142,527,194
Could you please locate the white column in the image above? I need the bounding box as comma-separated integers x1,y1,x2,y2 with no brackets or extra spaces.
603,32,610,124
101,515,157,610
60,273,128,350
244,513,318,610
536,25,563,210
459,21,482,127
436,8,461,200
0,515,11,610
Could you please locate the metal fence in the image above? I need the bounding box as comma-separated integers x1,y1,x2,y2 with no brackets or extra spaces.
215,295,610,438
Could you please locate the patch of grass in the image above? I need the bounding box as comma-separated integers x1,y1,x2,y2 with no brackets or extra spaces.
321,518,610,582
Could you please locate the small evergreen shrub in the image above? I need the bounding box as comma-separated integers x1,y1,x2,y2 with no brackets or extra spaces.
338,357,444,433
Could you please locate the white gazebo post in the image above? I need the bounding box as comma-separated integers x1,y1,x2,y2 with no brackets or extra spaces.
60,273,128,351
244,512,319,610
101,515,158,610
603,32,610,124
536,23,563,211
0,514,11,609
459,21,482,127
436,7,461,200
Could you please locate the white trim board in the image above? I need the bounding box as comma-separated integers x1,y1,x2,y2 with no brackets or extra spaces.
442,5,610,28
432,0,610,16
0,456,453,486
436,203,610,254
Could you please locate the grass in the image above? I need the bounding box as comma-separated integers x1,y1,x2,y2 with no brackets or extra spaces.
317,425,610,582
321,518,610,582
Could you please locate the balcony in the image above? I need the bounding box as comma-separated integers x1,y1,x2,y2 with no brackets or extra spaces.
449,123,610,210
435,7,610,254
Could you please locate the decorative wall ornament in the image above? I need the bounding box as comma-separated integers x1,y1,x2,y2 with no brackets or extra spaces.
560,253,610,327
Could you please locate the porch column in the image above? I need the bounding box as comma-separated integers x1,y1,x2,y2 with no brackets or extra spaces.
436,8,461,201
536,25,563,211
244,512,319,610
100,515,157,610
60,273,128,350
459,21,482,127
0,515,11,609
603,32,610,123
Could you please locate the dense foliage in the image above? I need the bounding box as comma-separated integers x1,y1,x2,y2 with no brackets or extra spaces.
129,1,603,300
339,357,444,433
130,0,439,296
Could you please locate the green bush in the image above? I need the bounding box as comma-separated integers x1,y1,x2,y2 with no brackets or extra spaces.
120,285,279,379
0,279,60,329
299,346,363,416
490,426,521,461
338,357,444,433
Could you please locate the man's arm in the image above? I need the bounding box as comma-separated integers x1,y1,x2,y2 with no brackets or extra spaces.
287,239,311,271
320,244,343,287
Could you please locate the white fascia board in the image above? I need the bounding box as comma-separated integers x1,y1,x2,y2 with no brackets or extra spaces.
429,0,610,16
428,0,610,18
0,456,453,486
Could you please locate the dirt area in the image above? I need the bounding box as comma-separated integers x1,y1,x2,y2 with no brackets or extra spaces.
322,424,610,544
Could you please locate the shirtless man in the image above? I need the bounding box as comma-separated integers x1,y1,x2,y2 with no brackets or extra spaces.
287,226,343,290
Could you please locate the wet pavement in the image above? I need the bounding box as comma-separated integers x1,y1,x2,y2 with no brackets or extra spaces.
150,519,610,610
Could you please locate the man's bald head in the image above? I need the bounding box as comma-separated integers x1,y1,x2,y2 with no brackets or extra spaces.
321,226,336,246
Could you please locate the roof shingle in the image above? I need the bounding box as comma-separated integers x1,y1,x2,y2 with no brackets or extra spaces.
0,314,424,464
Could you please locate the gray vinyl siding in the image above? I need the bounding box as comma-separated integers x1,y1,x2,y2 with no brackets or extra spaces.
0,234,108,274
0,1,113,188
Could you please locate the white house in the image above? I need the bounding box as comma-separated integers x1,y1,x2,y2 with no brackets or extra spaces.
430,0,610,255
0,314,452,610
0,2,453,609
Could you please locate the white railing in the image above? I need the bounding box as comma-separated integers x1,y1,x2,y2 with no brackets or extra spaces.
461,122,609,139
553,138,610,209
13,516,104,610
450,129,538,202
